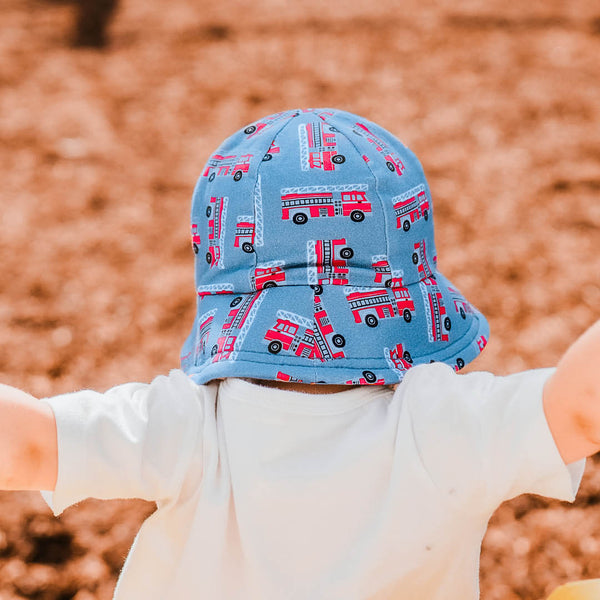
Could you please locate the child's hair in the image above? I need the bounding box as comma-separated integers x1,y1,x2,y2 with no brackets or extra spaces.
180,108,489,386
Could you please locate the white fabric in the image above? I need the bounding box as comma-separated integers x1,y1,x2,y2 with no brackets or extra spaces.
41,363,584,600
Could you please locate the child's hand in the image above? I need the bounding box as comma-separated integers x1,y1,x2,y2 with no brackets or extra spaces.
0,384,57,491
544,320,600,464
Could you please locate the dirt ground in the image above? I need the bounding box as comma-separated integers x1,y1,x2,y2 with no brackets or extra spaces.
0,0,599,598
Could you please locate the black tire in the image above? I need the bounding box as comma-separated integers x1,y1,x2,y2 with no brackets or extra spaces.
292,212,308,225
193,243,199,255
332,334,345,348
444,316,452,331
230,296,243,307
244,125,257,134
403,220,411,232
242,242,254,253
385,278,392,288
403,309,412,323
412,252,419,265
386,161,395,172
263,281,277,289
262,153,272,161
456,358,465,370
365,314,378,328
211,345,218,356
403,350,413,363
340,247,354,259
205,252,212,264
362,370,377,383
423,209,429,221
311,284,323,295
332,154,345,164
459,307,466,319
209,172,216,182
233,170,243,182
350,210,365,222
268,340,282,354
206,206,212,217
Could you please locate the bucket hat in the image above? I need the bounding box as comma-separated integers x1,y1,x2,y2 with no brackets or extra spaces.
181,108,489,385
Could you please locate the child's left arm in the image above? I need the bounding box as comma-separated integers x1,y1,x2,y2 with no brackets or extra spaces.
544,319,600,464
0,384,58,491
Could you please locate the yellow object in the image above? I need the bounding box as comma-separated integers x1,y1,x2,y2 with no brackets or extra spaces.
547,579,600,600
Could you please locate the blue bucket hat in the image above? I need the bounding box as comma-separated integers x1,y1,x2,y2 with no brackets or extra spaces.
181,108,489,385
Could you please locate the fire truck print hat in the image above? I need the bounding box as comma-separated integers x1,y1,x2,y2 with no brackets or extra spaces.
180,108,490,385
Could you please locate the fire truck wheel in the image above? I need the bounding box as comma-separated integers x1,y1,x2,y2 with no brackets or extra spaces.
268,341,282,354
444,316,452,331
205,252,212,264
403,350,413,363
292,212,308,225
340,247,354,259
332,154,346,164
206,206,212,217
403,309,412,323
211,345,218,357
386,161,396,172
423,210,429,221
311,284,323,295
230,296,243,307
403,220,411,232
244,125,257,134
332,334,345,348
263,281,277,289
242,242,254,253
412,252,419,265
459,307,466,319
350,210,365,222
363,370,377,383
365,314,378,328
385,278,392,288
262,153,272,161
209,173,216,182
192,244,199,254
456,358,465,370
233,171,243,181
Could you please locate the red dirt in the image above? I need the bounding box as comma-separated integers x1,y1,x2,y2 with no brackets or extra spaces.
1,0,599,598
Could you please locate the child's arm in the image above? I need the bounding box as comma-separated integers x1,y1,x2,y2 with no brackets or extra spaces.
0,384,58,491
544,319,600,464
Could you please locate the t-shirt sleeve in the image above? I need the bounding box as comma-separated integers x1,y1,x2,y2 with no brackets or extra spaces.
40,370,204,515
403,363,585,517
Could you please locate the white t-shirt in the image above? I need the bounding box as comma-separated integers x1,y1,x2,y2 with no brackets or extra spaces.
41,363,584,600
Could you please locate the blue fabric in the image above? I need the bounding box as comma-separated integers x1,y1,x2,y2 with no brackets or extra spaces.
181,108,489,385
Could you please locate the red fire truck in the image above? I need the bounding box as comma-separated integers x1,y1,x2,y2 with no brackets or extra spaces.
203,154,253,182
385,343,413,374
191,224,201,255
212,292,264,362
276,371,303,383
194,312,215,360
345,371,385,385
308,239,353,286
447,286,473,320
352,122,406,175
196,283,234,299
264,305,346,362
299,122,345,171
345,285,415,327
244,111,291,138
252,261,286,290
412,239,435,280
371,256,404,287
476,334,488,352
262,140,281,162
281,185,372,224
206,196,227,267
234,216,255,253
393,184,430,232
419,276,451,343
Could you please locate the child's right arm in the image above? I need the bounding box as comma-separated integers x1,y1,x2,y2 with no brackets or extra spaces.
544,319,600,464
0,384,57,491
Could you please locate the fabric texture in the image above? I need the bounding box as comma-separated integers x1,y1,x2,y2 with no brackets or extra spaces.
41,364,584,600
180,108,490,385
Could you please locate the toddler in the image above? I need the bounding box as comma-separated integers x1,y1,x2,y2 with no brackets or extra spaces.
1,108,598,599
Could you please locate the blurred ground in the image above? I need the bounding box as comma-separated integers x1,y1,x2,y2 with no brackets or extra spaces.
0,0,599,598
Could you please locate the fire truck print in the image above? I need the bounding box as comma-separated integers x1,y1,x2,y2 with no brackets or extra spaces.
191,224,201,254
203,154,253,182
264,299,346,362
345,371,385,385
190,309,217,364
211,291,265,363
206,196,228,268
262,140,281,162
243,111,292,138
476,334,488,353
276,371,303,383
448,286,473,320
371,255,404,288
352,122,406,175
281,184,372,225
345,285,415,327
392,184,430,232
412,239,435,279
299,122,345,171
384,343,413,375
196,283,234,299
251,261,286,290
419,277,451,343
233,176,265,254
307,239,353,287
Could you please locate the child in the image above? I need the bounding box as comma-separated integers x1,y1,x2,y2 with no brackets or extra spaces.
1,108,598,599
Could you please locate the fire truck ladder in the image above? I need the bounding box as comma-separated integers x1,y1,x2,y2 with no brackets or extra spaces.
384,348,399,372
253,175,264,247
414,240,433,278
228,291,267,362
419,282,435,343
392,184,425,208
306,240,318,285
197,283,234,296
195,308,217,363
299,124,310,172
